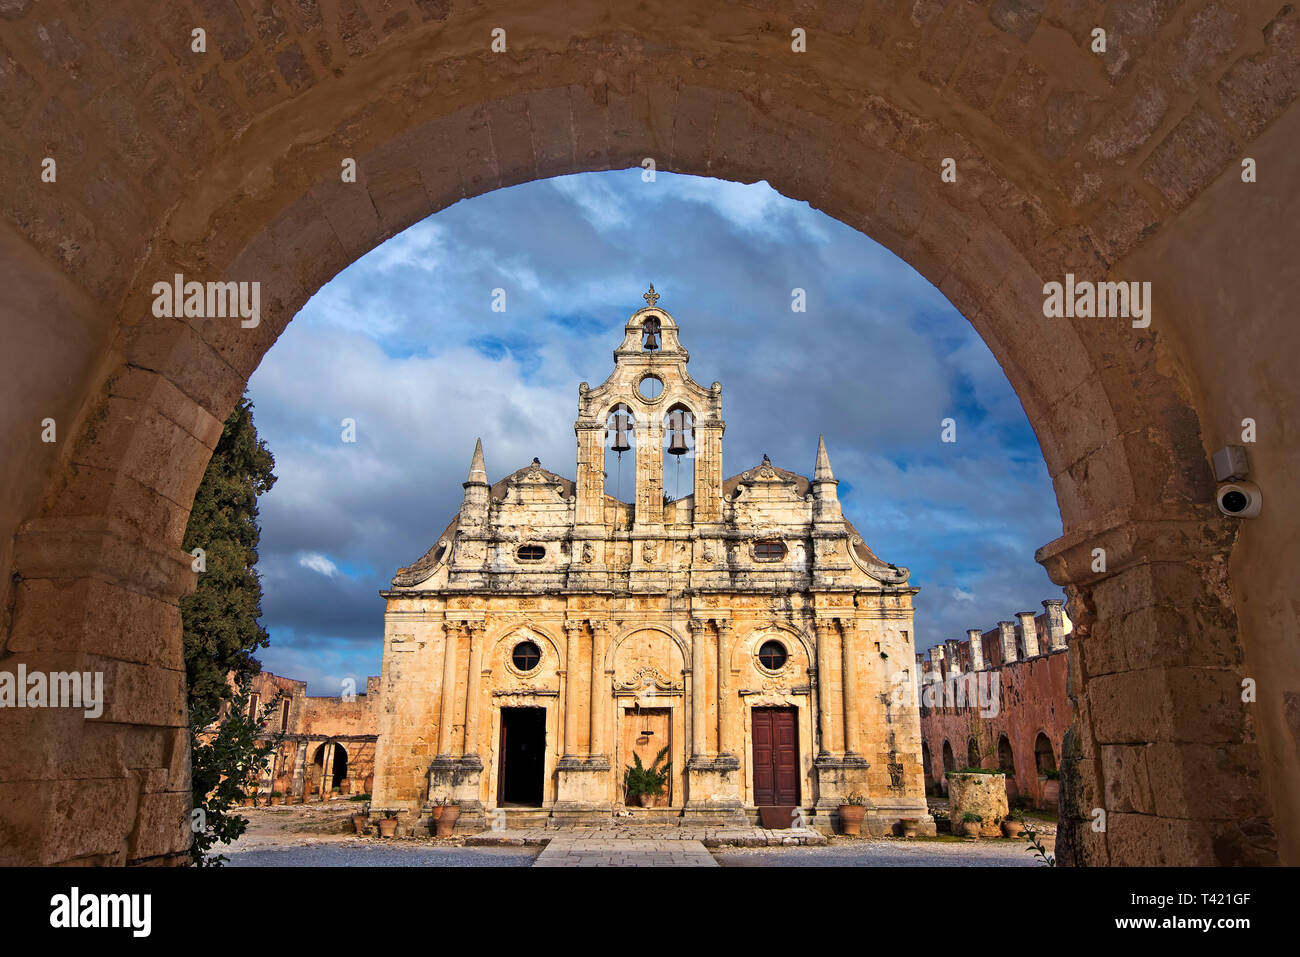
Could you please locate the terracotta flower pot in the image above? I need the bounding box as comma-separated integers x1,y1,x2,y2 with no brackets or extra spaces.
759,806,795,829
1001,819,1024,839
435,805,460,837
377,817,398,838
352,813,367,835
638,793,655,808
959,821,982,838
838,805,866,836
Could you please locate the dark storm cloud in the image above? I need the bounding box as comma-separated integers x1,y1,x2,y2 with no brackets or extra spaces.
248,171,1063,692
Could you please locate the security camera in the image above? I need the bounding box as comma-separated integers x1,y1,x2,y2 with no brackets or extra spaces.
1217,481,1262,518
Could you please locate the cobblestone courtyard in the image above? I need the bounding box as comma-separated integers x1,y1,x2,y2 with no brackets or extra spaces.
219,806,1046,867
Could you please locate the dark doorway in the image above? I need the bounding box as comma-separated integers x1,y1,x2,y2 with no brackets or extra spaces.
752,707,799,806
498,707,545,806
331,744,348,791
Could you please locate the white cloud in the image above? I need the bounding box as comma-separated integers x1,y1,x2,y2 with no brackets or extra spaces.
297,552,340,577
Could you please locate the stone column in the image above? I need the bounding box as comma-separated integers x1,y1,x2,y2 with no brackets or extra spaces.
814,618,838,756
1017,612,1041,658
715,619,732,756
589,620,608,760
463,621,484,758
436,621,460,758
562,620,582,759
998,620,1018,665
1042,599,1067,650
321,742,335,798
840,619,861,758
944,638,962,671
967,629,984,671
688,618,709,758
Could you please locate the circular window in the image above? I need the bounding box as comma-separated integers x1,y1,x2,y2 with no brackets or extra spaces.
512,641,541,672
758,640,788,671
638,375,664,400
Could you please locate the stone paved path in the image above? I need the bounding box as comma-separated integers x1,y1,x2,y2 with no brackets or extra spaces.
532,833,718,867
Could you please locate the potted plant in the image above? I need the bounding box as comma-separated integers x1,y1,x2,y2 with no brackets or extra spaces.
624,746,670,809
377,813,399,838
352,803,369,835
270,790,284,806
434,797,460,837
959,811,983,838
836,793,868,835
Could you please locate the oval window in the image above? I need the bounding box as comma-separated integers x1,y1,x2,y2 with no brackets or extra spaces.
516,545,545,561
753,540,786,561
638,375,664,400
758,640,788,671
512,641,541,672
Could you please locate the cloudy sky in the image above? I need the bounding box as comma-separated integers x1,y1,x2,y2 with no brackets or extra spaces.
246,170,1064,695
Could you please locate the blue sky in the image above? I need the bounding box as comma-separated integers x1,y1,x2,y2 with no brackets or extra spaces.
247,170,1064,695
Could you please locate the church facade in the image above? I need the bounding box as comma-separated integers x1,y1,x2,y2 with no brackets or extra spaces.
370,292,933,835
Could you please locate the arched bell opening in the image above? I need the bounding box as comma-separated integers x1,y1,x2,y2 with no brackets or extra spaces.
604,403,636,503
662,404,695,512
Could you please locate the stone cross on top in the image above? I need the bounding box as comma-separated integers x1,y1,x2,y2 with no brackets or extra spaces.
643,283,660,307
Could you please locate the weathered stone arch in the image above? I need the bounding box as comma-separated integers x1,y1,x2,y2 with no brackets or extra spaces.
729,620,816,672
604,623,688,675
0,0,1293,866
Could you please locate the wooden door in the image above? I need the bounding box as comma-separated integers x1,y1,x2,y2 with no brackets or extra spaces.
752,707,799,805
622,707,671,805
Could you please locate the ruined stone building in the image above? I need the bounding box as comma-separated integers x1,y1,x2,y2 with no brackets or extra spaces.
916,601,1072,810
238,669,382,802
369,293,933,835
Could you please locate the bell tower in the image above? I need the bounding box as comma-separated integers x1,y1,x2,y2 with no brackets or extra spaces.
574,287,725,541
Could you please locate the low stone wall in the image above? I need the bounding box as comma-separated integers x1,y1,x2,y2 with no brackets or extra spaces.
948,772,1009,829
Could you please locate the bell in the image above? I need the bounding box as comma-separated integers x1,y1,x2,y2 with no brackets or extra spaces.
609,411,631,453
666,410,689,456
642,317,661,350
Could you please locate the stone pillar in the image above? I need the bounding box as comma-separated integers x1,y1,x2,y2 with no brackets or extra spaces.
715,619,733,757
321,742,335,798
1036,510,1275,866
967,629,984,671
589,620,608,760
554,619,609,819
436,621,460,758
692,422,725,524
1042,599,1067,650
1017,612,1041,658
840,619,862,758
688,617,709,758
998,621,1018,665
944,638,962,671
573,422,606,526
814,618,837,757
634,418,665,527
463,621,484,759
562,620,582,759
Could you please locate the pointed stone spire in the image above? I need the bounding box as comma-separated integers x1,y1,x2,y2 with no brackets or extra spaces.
464,438,488,487
814,435,836,483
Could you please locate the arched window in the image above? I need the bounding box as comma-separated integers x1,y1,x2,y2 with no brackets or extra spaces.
662,404,695,506
1034,732,1056,776
998,734,1016,777
941,740,955,773
605,404,636,502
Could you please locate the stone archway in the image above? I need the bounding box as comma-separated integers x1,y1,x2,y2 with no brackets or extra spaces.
1,1,1295,865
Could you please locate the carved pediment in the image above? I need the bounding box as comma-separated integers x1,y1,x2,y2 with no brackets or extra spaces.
614,666,681,693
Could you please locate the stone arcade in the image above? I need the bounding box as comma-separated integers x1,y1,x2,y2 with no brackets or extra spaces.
369,293,933,835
